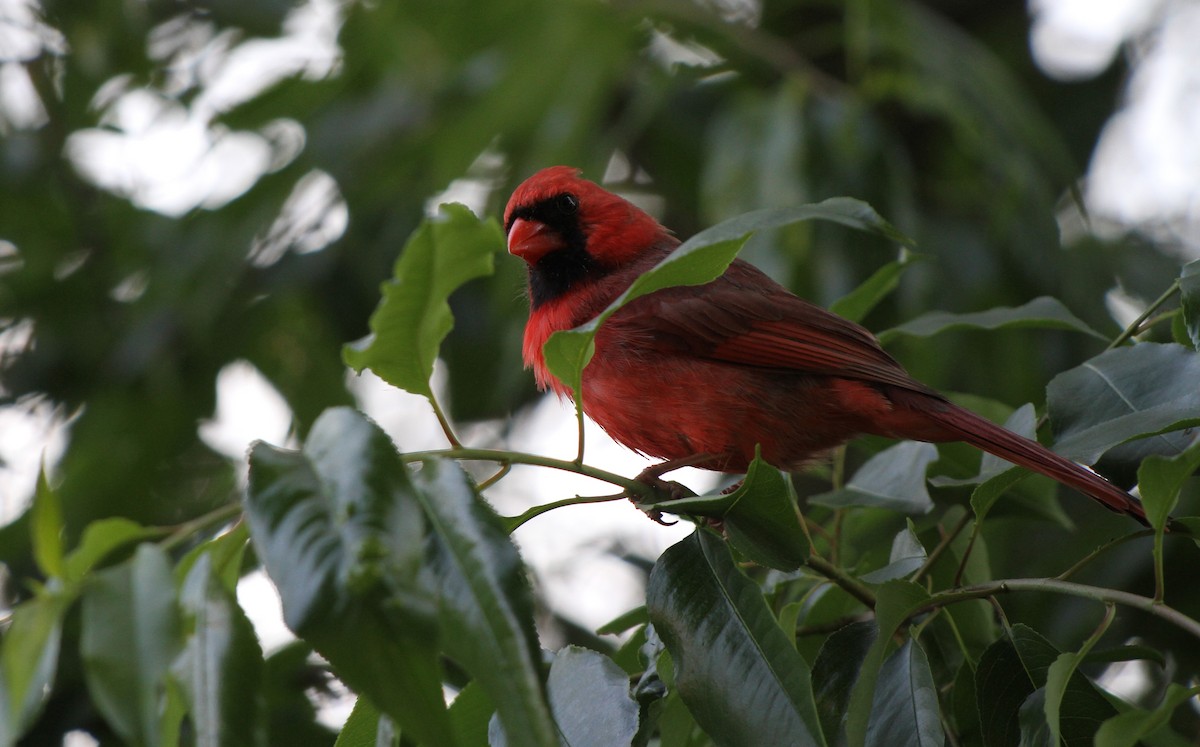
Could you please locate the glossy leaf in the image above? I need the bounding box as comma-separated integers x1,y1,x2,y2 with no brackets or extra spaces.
865,637,944,747
812,621,876,742
844,581,931,747
343,204,502,399
334,697,396,747
1137,439,1200,531
877,296,1104,344
81,544,183,747
244,407,451,747
811,442,938,514
647,453,808,571
1007,625,1116,746
412,458,559,747
173,553,265,747
546,646,639,747
1047,343,1200,463
647,531,826,746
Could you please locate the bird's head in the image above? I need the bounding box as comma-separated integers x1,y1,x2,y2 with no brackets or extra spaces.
504,166,671,307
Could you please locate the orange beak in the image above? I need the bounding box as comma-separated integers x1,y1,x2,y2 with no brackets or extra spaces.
507,217,563,264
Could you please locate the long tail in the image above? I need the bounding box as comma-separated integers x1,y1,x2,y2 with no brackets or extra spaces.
889,395,1148,525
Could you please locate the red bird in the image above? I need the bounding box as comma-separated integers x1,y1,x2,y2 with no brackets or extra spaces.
504,166,1146,524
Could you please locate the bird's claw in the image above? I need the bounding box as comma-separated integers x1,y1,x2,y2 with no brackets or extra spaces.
629,459,704,524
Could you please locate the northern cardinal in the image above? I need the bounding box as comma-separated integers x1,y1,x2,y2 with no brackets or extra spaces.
504,166,1146,524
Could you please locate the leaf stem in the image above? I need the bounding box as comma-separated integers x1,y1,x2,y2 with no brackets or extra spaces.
427,394,463,449
805,553,877,609
913,577,1200,641
910,510,973,584
403,447,663,503
504,492,629,531
160,502,244,552
1107,279,1180,350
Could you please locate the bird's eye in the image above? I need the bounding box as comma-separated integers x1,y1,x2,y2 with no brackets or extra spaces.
556,193,579,215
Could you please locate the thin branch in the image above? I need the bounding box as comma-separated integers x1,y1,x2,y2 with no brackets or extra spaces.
909,510,972,584
1054,529,1153,581
159,502,243,552
805,553,877,609
1107,279,1180,350
477,461,512,491
913,577,1200,641
505,492,630,531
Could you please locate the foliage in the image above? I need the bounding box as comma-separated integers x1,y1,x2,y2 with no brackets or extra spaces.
2,0,1200,745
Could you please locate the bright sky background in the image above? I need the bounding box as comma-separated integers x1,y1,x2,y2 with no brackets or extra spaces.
2,0,1198,735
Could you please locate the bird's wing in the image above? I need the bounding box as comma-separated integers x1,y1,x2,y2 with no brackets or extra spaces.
615,259,935,395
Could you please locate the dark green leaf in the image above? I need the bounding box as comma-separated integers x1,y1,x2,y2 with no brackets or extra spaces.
1018,689,1054,747
1047,343,1200,463
844,581,930,747
81,544,183,747
412,458,558,747
877,297,1104,344
865,637,945,747
812,621,876,742
342,204,502,399
244,407,452,747
811,442,937,514
597,606,649,636
649,453,808,571
829,249,922,323
1179,259,1200,350
172,553,265,747
1044,609,1113,746
647,531,826,746
974,637,1030,747
1008,625,1117,746
546,646,639,747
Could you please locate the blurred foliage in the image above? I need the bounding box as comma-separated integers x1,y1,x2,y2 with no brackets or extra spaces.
1,0,1199,744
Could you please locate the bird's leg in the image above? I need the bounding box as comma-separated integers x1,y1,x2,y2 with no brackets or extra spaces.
629,454,713,525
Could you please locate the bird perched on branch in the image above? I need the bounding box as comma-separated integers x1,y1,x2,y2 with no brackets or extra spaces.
504,165,1147,525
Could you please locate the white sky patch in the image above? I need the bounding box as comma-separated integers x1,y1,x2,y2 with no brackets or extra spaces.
0,395,72,524
198,360,295,461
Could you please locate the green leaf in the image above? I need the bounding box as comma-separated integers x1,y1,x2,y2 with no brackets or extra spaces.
447,681,494,747
342,203,502,398
412,458,559,747
81,544,183,747
1006,625,1116,746
545,646,639,747
30,466,65,579
974,637,1030,747
647,452,808,571
811,442,938,514
865,636,945,747
1137,438,1200,532
1095,683,1200,747
877,296,1105,344
173,521,250,593
1043,607,1113,746
829,249,923,323
1047,343,1200,464
245,407,452,747
172,553,265,747
597,606,649,636
647,531,826,746
1179,259,1200,350
543,198,911,414
844,581,931,747
0,590,72,740
859,523,927,583
334,697,397,747
812,621,876,742
64,517,164,583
